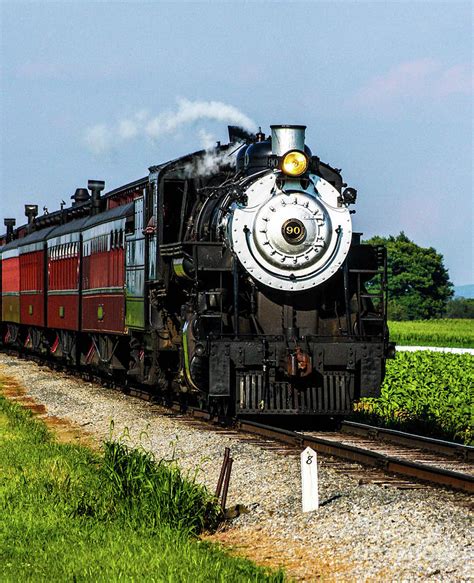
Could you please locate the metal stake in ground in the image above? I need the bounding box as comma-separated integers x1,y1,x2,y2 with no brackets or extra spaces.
301,446,319,512
215,447,233,510
215,447,230,500
220,456,233,511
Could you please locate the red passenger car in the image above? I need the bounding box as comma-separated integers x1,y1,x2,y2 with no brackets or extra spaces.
47,218,88,331
81,204,132,334
2,226,54,348
19,242,48,328
1,246,20,326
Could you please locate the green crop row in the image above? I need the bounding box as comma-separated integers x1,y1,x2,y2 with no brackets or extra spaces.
354,351,474,444
389,319,474,348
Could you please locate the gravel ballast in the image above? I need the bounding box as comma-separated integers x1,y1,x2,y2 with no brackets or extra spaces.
0,353,472,582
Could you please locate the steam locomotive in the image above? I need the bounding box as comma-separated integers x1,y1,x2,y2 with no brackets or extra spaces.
0,124,391,417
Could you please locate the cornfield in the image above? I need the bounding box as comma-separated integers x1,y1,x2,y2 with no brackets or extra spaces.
354,351,474,444
389,319,474,348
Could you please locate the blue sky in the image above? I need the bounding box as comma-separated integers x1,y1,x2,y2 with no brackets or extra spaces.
1,1,472,284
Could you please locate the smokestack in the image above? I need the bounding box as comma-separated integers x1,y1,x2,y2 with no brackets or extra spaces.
270,125,306,156
4,218,16,243
88,180,105,215
25,204,38,225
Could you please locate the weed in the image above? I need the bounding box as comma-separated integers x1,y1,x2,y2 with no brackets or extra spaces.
0,395,284,581
100,440,221,534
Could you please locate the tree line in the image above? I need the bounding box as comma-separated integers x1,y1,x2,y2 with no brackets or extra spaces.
363,233,473,321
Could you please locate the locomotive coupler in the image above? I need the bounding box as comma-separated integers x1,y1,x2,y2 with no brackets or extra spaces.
287,346,312,378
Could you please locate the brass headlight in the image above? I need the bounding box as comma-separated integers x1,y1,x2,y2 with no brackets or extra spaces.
281,150,308,176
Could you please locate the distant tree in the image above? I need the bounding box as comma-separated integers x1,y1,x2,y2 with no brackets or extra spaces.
364,232,453,320
444,298,474,319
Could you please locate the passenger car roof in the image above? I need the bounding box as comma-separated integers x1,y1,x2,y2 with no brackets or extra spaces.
82,202,134,229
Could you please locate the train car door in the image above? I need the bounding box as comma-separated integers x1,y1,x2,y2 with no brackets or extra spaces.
125,196,145,330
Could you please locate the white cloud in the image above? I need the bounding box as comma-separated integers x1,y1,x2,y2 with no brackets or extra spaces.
352,59,473,111
434,64,473,97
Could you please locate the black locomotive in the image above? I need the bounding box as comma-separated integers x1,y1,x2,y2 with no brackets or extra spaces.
1,124,391,417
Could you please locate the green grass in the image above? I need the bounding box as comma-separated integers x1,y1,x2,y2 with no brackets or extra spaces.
353,351,474,444
0,395,285,582
389,319,474,348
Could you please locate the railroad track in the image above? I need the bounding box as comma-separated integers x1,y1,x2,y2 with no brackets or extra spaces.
237,419,474,494
2,348,473,494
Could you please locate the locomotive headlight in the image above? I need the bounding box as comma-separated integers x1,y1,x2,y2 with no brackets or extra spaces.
281,151,308,176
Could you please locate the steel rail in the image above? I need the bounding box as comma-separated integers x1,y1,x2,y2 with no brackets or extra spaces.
238,419,474,494
3,349,473,493
340,421,474,461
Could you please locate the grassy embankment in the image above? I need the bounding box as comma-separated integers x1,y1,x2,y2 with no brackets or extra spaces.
0,394,284,582
388,319,474,348
353,351,473,445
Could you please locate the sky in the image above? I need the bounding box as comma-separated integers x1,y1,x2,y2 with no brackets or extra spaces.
0,0,472,285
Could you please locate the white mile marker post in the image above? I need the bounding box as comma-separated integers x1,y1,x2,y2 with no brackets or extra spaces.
301,446,319,512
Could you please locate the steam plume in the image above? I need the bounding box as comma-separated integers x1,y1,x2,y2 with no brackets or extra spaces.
84,98,256,154
182,142,244,178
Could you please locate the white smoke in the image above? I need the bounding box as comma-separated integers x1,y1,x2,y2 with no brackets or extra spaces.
178,127,245,177
117,109,149,140
145,98,256,137
197,128,217,150
83,98,256,154
83,124,112,155
181,146,240,178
